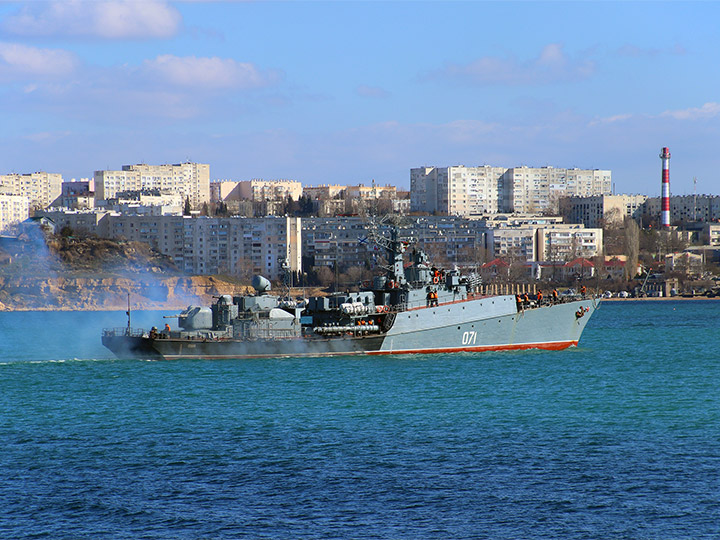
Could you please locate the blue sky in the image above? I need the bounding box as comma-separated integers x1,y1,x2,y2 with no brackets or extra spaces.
0,1,719,196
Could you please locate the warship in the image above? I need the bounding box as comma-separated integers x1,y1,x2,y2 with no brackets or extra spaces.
102,228,599,360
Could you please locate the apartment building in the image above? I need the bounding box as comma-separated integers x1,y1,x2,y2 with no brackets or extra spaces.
61,179,95,210
0,194,30,233
0,171,62,209
106,190,184,216
560,194,648,228
345,184,397,199
643,195,720,224
37,209,113,236
302,217,370,269
95,162,210,208
210,180,242,203
411,166,506,216
237,179,302,202
303,185,347,200
504,167,611,214
535,225,603,262
107,215,300,278
411,165,611,217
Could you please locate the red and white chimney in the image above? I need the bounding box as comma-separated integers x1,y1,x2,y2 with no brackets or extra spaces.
660,147,671,228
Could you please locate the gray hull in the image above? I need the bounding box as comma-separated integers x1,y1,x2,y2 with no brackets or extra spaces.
103,295,597,360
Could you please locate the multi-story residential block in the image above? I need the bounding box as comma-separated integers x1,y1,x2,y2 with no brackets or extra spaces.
702,223,720,247
473,214,564,228
560,194,648,228
34,210,301,279
61,179,95,209
345,184,397,199
94,162,210,208
0,171,62,209
37,209,113,236
487,227,538,262
210,180,242,203
411,166,506,216
107,215,300,278
411,165,611,217
643,195,720,224
0,194,30,233
535,225,603,262
303,185,347,200
503,167,611,214
106,190,184,216
237,179,303,202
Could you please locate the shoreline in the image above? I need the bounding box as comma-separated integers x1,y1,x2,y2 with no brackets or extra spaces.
601,296,719,301
3,295,719,312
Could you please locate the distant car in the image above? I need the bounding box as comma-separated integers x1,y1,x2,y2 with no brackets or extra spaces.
560,288,577,297
602,291,613,298
618,291,629,298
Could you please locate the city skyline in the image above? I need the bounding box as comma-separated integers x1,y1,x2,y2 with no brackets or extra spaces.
1,1,719,195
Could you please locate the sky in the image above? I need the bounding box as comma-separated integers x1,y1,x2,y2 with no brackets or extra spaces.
0,0,719,196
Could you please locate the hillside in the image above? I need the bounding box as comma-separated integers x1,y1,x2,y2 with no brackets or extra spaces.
0,234,253,311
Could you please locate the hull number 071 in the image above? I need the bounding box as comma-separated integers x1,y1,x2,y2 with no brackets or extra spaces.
461,331,477,345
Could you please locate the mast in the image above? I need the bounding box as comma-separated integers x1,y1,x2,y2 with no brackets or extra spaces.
126,292,131,335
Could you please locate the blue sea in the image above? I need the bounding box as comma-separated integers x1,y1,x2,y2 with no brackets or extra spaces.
1,301,719,539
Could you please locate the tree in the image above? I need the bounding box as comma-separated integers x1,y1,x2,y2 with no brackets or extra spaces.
183,196,191,216
298,194,315,216
314,266,335,287
624,217,640,280
283,195,300,216
601,208,624,256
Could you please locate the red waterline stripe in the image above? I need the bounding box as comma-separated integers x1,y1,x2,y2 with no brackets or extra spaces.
367,340,578,355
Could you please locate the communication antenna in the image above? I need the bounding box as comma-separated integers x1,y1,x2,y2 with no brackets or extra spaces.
693,177,697,222
126,293,131,335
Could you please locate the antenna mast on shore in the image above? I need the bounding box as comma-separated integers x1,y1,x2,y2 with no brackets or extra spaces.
126,293,131,334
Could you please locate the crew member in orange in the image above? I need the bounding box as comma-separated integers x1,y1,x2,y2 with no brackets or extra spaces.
537,290,543,304
164,323,171,335
552,289,558,303
580,285,587,297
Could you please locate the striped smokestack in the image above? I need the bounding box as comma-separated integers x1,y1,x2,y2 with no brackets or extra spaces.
660,146,671,228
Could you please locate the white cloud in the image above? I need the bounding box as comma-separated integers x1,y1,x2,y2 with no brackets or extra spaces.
588,113,633,126
356,85,390,98
0,42,78,79
2,0,181,39
430,43,595,86
616,44,687,57
661,102,720,121
589,102,720,126
143,55,279,89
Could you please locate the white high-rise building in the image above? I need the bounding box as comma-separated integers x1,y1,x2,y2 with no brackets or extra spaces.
237,179,303,202
411,165,611,217
95,162,210,208
0,172,62,209
560,194,648,228
411,166,506,216
0,194,30,232
504,167,611,214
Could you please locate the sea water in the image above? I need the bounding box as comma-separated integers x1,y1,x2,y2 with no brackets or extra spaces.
1,301,719,539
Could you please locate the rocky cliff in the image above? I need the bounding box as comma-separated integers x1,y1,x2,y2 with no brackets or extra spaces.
0,233,253,311
0,275,253,311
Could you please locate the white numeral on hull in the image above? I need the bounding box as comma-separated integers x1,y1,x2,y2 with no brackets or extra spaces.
461,331,477,345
